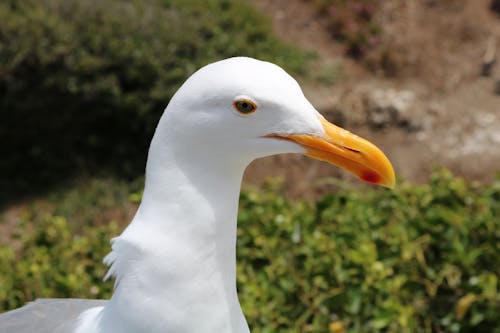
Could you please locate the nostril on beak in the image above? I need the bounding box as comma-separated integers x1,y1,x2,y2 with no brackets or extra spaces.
343,146,360,153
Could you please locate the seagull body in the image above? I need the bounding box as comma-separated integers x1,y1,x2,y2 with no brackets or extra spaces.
0,57,395,333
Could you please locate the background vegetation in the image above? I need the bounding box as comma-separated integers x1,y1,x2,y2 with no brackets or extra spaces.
312,0,381,59
1,1,499,333
1,171,499,333
0,0,312,202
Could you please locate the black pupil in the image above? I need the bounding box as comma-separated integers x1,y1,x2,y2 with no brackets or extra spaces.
238,101,253,113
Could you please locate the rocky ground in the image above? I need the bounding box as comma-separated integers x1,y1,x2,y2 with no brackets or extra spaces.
244,0,500,198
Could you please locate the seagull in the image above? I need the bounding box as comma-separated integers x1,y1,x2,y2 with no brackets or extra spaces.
0,57,395,333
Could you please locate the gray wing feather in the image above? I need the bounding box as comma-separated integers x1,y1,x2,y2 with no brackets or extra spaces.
0,298,108,333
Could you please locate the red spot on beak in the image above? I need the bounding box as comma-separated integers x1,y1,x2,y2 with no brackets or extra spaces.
360,170,381,184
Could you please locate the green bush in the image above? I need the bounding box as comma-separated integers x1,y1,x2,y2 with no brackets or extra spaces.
0,0,312,200
1,170,499,332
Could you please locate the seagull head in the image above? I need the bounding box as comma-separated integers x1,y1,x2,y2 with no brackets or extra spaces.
160,57,395,188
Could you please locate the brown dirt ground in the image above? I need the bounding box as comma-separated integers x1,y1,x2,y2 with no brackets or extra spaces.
244,0,500,198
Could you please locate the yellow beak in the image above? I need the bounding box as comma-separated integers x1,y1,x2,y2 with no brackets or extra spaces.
267,116,396,188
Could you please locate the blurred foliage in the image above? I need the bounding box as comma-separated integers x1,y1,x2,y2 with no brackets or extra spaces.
312,0,381,59
1,169,499,332
0,0,312,202
311,0,406,76
492,0,500,15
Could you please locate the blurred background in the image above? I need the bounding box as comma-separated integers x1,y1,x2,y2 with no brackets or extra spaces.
0,0,499,332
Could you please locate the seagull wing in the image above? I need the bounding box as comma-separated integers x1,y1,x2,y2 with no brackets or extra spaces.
0,298,108,333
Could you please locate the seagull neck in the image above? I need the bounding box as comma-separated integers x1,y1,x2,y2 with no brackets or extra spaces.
105,127,250,332
140,131,246,234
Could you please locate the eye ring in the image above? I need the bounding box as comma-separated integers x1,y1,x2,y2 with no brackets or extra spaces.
233,99,257,115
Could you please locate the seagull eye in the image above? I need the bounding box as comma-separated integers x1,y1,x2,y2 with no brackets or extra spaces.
234,99,257,115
